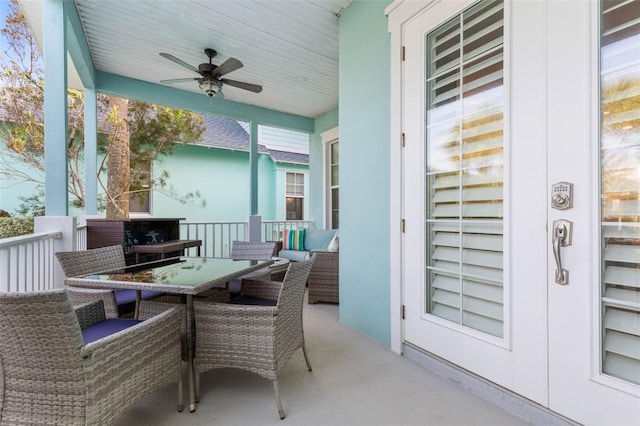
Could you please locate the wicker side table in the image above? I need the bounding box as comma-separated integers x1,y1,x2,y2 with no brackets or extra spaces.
308,251,339,304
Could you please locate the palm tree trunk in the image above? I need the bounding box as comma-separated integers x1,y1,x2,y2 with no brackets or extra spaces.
106,96,130,219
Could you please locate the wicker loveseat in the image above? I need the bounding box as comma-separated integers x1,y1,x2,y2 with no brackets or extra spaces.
277,228,338,262
277,228,339,304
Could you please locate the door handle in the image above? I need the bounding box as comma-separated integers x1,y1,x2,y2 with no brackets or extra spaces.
552,219,573,285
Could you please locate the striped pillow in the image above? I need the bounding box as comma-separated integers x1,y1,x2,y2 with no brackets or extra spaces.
283,229,306,251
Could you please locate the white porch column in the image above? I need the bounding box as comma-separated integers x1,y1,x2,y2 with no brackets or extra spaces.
84,88,98,214
43,0,69,215
35,216,76,289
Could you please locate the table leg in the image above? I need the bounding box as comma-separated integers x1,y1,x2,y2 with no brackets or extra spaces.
186,294,197,412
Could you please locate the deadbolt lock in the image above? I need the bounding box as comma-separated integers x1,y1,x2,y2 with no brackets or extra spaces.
551,182,573,210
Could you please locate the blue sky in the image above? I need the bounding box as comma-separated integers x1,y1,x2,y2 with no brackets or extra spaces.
0,0,8,24
1,0,11,62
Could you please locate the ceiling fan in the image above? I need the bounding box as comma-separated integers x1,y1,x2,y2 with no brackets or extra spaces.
159,48,262,98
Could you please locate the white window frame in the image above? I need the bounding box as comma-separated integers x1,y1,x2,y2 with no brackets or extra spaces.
321,127,339,229
285,171,305,220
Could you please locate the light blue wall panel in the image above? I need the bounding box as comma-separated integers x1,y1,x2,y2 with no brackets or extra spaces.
339,0,392,347
0,164,41,215
152,145,252,221
150,145,308,223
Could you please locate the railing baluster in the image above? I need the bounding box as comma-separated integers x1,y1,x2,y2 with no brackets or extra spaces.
0,230,62,293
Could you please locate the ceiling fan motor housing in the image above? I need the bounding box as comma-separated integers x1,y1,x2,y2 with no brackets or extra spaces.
198,63,216,75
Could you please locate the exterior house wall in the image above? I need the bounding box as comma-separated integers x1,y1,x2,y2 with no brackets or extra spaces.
0,138,307,223
338,0,392,347
0,147,40,215
151,144,252,221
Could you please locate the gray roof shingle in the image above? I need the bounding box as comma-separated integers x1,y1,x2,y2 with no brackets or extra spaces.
197,115,308,164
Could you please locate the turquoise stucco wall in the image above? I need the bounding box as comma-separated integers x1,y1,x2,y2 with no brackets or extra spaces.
151,144,296,222
0,139,306,223
310,108,339,227
0,138,84,217
338,0,391,347
1,130,307,222
0,165,41,215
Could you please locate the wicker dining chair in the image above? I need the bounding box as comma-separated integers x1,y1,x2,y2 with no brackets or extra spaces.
56,245,162,318
0,289,184,425
197,240,277,301
194,254,316,419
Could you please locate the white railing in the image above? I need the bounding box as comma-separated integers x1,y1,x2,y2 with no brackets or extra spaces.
180,221,246,258
0,219,316,293
76,224,88,251
179,220,315,258
0,230,62,293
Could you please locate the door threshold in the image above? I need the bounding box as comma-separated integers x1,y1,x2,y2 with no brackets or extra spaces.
403,343,579,426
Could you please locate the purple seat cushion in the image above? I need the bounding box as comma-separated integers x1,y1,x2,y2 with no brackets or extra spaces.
229,295,277,306
81,318,142,344
229,279,242,296
115,290,164,316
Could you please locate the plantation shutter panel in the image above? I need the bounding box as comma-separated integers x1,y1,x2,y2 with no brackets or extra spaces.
600,0,640,386
425,0,504,337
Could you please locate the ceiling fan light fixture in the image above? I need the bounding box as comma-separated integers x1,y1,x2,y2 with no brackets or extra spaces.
199,78,220,97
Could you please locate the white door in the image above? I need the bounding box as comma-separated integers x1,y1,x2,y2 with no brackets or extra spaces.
401,1,640,424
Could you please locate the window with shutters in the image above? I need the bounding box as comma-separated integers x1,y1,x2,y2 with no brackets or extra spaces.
425,0,504,337
600,0,640,386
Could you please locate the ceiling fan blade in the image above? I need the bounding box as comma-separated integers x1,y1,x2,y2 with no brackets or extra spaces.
160,77,199,84
213,58,243,77
221,78,263,93
159,53,199,73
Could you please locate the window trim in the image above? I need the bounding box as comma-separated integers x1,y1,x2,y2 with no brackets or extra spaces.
321,126,339,229
285,171,305,220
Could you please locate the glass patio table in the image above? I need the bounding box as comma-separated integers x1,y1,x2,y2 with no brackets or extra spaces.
64,256,273,413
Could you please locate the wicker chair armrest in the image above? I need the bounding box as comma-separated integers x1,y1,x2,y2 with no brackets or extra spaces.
79,305,183,415
81,304,184,361
241,279,282,300
74,300,106,329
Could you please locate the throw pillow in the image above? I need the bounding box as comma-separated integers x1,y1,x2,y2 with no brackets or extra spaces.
327,235,339,252
283,229,306,251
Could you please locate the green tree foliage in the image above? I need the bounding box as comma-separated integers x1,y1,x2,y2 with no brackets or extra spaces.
0,0,206,215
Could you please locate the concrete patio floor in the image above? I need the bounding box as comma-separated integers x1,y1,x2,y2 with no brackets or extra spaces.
116,295,573,426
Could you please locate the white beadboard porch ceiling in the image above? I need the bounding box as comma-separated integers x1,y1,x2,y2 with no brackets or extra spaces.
19,0,353,119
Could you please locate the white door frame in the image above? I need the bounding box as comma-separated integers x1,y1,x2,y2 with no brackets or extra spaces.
387,0,427,355
321,126,339,229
